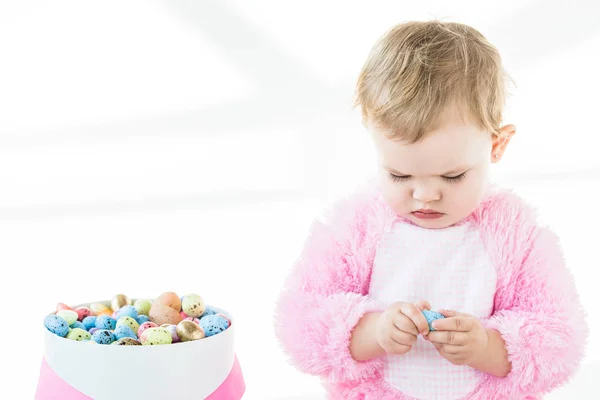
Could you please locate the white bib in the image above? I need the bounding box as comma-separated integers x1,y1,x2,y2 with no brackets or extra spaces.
369,220,496,400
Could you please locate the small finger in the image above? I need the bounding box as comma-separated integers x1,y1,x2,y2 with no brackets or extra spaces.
392,314,419,336
389,329,417,347
414,300,431,311
399,303,430,335
440,344,462,355
431,316,473,332
439,309,471,318
426,331,468,346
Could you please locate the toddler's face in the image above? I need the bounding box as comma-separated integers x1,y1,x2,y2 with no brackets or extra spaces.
370,112,512,229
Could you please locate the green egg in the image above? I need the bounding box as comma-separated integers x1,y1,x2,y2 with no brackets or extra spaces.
141,327,172,346
116,316,140,334
134,299,152,316
57,310,78,326
66,328,92,342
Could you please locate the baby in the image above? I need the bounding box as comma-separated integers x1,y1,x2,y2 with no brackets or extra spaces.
275,20,587,399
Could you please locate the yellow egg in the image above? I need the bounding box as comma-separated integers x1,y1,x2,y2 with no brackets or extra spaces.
176,320,205,342
181,294,206,318
149,304,183,326
140,327,172,345
66,328,92,341
57,310,78,326
116,316,140,333
154,292,181,312
89,302,109,315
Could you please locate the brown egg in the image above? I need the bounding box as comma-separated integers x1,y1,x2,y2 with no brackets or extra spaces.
154,292,182,312
149,304,183,326
110,294,131,312
176,320,205,342
112,337,141,346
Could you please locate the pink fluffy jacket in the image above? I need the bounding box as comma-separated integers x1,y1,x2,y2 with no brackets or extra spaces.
275,184,588,399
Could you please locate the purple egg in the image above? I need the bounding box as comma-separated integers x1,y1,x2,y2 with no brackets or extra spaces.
89,328,100,335
164,324,180,343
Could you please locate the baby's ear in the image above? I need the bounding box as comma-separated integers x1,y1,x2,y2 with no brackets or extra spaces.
491,124,516,163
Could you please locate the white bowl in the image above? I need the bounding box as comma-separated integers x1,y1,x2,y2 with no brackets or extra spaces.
38,300,243,400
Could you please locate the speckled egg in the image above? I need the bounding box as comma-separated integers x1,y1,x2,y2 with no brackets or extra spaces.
111,294,132,312
140,327,172,346
149,304,183,326
138,321,158,336
200,306,217,318
181,293,206,318
184,316,200,325
216,313,231,326
92,329,116,345
66,328,92,341
56,303,73,312
69,321,86,330
199,314,229,337
154,292,181,312
176,320,205,342
56,310,78,326
114,325,137,340
136,315,150,325
74,307,93,321
162,324,180,343
112,337,142,346
422,310,445,331
44,315,70,337
89,302,111,316
82,316,97,330
116,316,139,333
95,315,117,330
115,305,138,320
133,299,152,316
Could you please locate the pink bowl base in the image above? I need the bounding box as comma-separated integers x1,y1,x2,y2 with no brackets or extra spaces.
36,354,246,400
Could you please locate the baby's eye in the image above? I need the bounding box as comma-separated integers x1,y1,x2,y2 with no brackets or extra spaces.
389,173,411,182
441,172,467,183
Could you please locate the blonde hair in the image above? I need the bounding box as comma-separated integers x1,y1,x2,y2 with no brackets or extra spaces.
355,20,512,142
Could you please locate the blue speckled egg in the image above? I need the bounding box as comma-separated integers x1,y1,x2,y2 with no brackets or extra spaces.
92,329,116,344
44,315,70,337
95,315,116,330
116,305,138,320
199,314,229,337
200,306,217,319
422,310,445,331
70,321,86,330
82,316,97,330
114,325,137,340
136,315,149,325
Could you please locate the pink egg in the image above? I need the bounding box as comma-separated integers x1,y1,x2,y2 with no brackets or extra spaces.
75,307,93,321
180,311,188,319
138,321,158,336
56,303,73,312
184,317,200,325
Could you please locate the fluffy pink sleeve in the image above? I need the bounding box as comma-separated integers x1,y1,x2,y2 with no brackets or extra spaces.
474,193,588,398
274,192,385,382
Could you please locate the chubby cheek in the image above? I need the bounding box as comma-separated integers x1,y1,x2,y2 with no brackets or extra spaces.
446,175,488,217
380,176,411,215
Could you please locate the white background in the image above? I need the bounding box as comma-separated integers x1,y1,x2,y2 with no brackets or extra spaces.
0,1,598,399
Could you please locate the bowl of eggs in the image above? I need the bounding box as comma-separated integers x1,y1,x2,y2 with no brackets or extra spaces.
35,291,245,400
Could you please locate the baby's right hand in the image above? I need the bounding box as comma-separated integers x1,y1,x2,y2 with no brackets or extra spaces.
374,300,431,355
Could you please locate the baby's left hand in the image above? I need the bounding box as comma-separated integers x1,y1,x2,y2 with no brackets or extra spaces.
425,309,489,366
